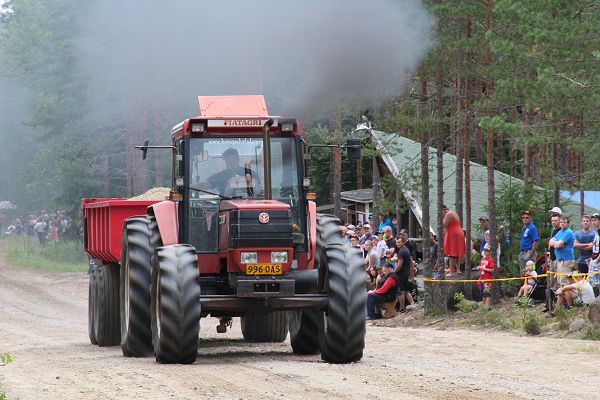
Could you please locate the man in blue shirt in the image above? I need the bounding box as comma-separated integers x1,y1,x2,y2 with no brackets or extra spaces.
519,210,539,273
549,216,576,287
479,216,490,253
573,214,596,274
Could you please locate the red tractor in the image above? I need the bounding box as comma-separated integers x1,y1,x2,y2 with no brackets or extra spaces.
83,95,365,364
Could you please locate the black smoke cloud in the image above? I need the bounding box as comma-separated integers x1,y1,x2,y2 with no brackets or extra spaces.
80,0,435,123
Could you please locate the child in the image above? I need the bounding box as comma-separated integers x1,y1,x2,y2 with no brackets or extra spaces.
477,243,495,306
517,260,537,298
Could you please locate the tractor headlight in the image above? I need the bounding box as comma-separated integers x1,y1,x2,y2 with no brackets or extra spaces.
240,252,258,264
271,251,288,263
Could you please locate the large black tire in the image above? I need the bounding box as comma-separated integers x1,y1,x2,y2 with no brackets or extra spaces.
94,263,120,346
316,214,366,364
151,244,201,364
120,216,161,357
241,312,289,343
88,264,98,345
289,309,322,354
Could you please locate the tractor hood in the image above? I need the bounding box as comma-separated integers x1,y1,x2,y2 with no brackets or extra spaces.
219,199,290,211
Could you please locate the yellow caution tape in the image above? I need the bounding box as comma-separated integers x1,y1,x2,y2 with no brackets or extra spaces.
424,270,600,283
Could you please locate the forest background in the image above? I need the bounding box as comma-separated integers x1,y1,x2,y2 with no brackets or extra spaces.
1,0,599,281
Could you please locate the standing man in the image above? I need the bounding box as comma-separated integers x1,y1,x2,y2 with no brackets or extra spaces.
549,216,576,287
479,216,490,253
394,236,414,312
519,210,539,273
573,214,596,274
547,213,561,290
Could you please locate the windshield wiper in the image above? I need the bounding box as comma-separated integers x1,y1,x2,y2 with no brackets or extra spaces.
189,186,231,200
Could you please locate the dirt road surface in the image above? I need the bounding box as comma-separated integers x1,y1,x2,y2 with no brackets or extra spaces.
1,250,600,400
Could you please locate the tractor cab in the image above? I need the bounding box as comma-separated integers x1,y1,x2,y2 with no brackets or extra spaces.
168,96,309,273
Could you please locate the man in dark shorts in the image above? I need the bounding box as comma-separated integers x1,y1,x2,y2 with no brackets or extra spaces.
394,235,414,311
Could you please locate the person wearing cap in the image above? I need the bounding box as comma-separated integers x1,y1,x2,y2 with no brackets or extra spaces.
573,214,596,274
359,223,375,246
517,260,538,298
477,243,495,306
478,216,490,253
549,216,576,287
589,213,600,288
519,210,539,273
555,273,595,309
549,206,563,216
366,261,398,319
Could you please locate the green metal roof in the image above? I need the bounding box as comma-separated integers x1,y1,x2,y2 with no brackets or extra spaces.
372,130,600,233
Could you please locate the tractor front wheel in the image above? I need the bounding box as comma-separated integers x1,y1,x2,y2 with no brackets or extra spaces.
120,216,161,357
316,214,366,364
151,244,201,364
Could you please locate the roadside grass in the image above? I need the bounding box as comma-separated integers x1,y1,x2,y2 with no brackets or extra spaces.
2,236,87,273
1,354,15,400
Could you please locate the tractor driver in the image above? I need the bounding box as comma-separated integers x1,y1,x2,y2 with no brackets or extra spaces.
206,148,260,197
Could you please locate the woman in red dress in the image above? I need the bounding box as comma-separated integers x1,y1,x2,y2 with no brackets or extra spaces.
442,205,465,275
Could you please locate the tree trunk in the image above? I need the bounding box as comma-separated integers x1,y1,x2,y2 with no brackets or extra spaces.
332,146,342,218
455,78,464,223
372,155,380,228
485,0,499,303
464,76,473,285
420,78,431,278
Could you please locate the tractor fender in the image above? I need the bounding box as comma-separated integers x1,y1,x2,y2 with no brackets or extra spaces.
307,200,317,269
148,201,179,245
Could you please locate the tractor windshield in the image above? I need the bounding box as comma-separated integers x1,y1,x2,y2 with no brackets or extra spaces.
189,137,300,200
188,137,302,252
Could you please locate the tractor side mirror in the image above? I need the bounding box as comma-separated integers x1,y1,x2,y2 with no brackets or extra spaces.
345,139,361,160
140,139,150,160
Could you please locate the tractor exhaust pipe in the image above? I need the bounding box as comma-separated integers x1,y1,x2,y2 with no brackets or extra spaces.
262,119,274,200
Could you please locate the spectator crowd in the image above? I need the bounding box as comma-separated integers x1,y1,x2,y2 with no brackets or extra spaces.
1,209,73,245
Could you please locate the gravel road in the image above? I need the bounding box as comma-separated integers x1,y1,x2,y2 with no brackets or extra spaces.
1,246,599,400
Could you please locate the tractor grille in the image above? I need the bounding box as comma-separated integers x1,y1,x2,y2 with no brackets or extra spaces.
229,209,293,248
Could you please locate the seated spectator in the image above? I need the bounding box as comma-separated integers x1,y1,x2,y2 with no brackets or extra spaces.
366,262,398,320
555,274,595,309
517,260,537,298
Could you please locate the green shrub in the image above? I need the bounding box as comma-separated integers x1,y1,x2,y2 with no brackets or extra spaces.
523,311,545,335
453,292,479,314
581,323,600,341
425,305,447,317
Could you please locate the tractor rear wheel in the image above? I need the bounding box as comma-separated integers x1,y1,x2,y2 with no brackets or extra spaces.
316,214,366,364
151,244,201,364
93,262,120,346
120,216,161,357
88,263,98,345
241,312,288,343
289,309,322,354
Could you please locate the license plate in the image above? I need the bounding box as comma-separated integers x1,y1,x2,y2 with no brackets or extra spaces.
245,264,282,275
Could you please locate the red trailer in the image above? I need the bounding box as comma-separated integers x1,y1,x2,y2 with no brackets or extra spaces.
82,198,160,263
83,95,366,365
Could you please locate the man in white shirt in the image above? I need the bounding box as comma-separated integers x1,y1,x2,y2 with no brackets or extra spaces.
555,274,595,309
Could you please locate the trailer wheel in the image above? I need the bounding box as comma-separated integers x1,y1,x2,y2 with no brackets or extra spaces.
88,263,98,345
151,244,200,364
316,214,366,364
94,262,120,346
289,309,322,354
120,216,161,357
241,312,289,343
